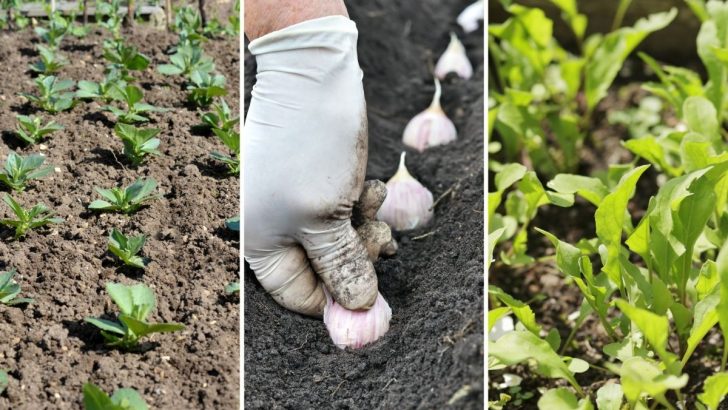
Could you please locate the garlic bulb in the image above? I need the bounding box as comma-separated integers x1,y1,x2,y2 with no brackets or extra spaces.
323,289,392,349
457,0,484,33
377,152,434,231
434,33,473,80
402,79,457,152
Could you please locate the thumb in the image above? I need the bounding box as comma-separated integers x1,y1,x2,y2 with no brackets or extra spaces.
300,220,378,310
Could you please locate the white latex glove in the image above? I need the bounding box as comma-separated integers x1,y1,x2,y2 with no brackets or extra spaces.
244,16,379,317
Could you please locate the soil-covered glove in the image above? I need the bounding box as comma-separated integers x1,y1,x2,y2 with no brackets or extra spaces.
244,16,391,317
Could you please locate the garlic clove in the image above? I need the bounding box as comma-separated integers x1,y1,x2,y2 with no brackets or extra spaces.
402,79,457,152
434,32,473,80
323,289,392,350
377,152,434,231
457,0,484,33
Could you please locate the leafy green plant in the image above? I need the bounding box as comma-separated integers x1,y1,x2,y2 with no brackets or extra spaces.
224,282,239,295
83,383,148,410
15,114,64,144
0,194,62,238
34,13,68,49
186,70,226,107
20,75,75,113
0,151,53,191
210,129,240,175
157,44,214,77
88,179,159,214
29,45,68,75
84,282,185,349
489,2,676,176
108,229,148,269
201,98,239,132
0,269,33,305
95,0,123,38
113,123,161,165
102,39,150,80
172,5,206,48
76,69,127,103
103,85,166,123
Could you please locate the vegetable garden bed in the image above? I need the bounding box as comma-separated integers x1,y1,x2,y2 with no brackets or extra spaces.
244,0,484,408
0,13,239,409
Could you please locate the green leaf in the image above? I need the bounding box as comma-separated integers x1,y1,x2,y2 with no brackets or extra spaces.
111,388,149,410
83,383,115,410
595,165,649,286
547,174,608,206
488,286,541,335
0,369,8,395
84,317,126,335
614,299,674,364
595,383,623,410
683,96,721,146
699,372,728,410
489,330,583,395
538,387,593,410
619,357,688,407
683,288,720,367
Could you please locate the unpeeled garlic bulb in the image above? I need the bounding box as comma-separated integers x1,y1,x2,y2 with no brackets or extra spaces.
323,289,392,349
434,33,473,80
457,0,484,33
402,79,457,152
377,152,434,231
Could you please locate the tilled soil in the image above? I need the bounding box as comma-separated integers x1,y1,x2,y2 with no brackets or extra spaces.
243,1,484,408
0,25,239,409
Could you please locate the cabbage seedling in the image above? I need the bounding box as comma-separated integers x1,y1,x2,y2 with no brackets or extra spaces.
29,45,68,75
83,383,148,410
186,70,226,107
88,178,159,214
108,229,148,269
15,114,63,144
102,39,150,80
76,69,127,102
84,282,185,349
210,129,239,175
113,123,161,165
0,151,53,191
103,85,166,123
19,75,75,113
0,194,63,238
157,44,214,77
200,98,239,132
0,269,33,305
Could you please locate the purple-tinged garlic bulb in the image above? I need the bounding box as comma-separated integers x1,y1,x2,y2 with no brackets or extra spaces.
402,79,457,152
435,33,473,80
323,289,392,349
377,152,434,231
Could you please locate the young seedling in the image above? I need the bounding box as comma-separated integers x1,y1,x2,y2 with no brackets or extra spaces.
0,194,63,238
76,69,127,103
186,71,226,107
83,383,148,410
34,14,67,49
210,129,240,175
19,75,75,113
95,0,123,38
0,369,7,395
102,39,150,80
157,44,214,77
29,45,68,75
103,85,166,123
0,269,33,305
113,123,161,165
84,282,185,349
172,6,206,49
108,229,148,269
225,215,239,231
0,151,53,191
200,98,239,132
88,179,159,214
15,114,64,144
224,282,239,295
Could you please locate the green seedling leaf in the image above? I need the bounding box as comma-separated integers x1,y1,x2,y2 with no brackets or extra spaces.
88,179,159,214
614,299,675,365
619,357,688,408
200,98,239,132
717,239,728,371
489,286,540,336
0,194,63,238
490,330,583,395
595,382,623,410
85,282,184,350
538,387,592,410
83,382,149,410
104,85,167,124
683,288,720,367
210,128,240,175
0,269,33,306
14,114,64,145
547,174,608,206
108,229,148,269
595,165,649,287
113,123,161,165
699,372,728,410
225,282,240,294
187,70,227,107
0,369,7,395
19,75,75,113
0,151,53,191
157,43,214,77
29,45,67,75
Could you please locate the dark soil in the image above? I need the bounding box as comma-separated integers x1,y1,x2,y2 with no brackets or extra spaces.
244,1,484,409
0,25,240,409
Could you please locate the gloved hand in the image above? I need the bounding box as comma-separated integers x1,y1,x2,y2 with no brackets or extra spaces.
244,16,395,317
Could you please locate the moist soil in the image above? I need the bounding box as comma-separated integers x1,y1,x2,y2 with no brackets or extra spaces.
488,78,728,408
0,25,240,409
243,1,485,409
